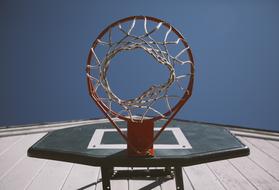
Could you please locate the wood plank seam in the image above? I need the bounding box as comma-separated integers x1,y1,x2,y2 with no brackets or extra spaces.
244,138,279,163
247,156,279,182
128,168,130,190
24,160,48,190
0,136,24,156
206,163,228,190
268,140,279,149
59,163,74,190
268,141,279,150
239,137,279,181
228,159,263,190
182,168,195,190
0,154,25,180
95,168,102,190
207,160,258,190
0,133,46,183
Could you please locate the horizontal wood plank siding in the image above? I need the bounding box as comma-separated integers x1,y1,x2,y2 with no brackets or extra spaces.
0,121,278,190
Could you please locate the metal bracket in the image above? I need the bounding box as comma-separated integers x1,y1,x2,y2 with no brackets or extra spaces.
101,166,184,190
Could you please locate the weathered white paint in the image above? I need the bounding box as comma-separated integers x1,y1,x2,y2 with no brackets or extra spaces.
0,120,278,190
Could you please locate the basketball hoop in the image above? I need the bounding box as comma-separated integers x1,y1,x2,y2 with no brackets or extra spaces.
86,16,194,156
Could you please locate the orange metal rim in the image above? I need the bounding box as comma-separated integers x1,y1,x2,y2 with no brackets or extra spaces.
86,15,195,122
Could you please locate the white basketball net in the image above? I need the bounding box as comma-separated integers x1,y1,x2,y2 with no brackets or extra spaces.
87,17,194,121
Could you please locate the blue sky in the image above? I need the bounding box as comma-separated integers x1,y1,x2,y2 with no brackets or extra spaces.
1,0,279,131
